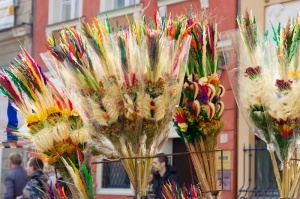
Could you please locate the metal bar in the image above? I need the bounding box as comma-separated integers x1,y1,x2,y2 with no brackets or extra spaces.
92,150,223,164
134,157,138,199
238,144,246,198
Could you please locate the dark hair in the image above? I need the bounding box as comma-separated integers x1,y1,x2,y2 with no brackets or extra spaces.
155,153,168,165
28,157,44,170
9,153,22,165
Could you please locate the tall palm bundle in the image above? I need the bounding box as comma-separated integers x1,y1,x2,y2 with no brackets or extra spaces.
0,48,94,199
232,10,283,193
172,12,225,199
263,16,300,198
231,10,300,198
43,15,191,197
235,11,273,144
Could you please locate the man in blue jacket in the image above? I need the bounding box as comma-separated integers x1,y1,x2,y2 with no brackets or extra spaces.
152,153,179,199
4,152,27,199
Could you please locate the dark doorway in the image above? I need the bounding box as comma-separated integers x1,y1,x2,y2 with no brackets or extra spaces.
172,138,197,186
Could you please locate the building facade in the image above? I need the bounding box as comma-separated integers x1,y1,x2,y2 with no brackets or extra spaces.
0,0,33,68
0,0,33,196
32,1,238,199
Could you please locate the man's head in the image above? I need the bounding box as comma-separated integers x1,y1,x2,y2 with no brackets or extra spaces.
153,153,168,176
26,157,44,175
9,153,23,169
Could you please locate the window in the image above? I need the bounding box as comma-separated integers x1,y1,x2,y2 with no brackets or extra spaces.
101,0,137,12
238,139,280,198
254,139,280,197
102,161,130,188
98,0,142,20
96,159,134,195
48,0,82,24
157,0,187,7
95,140,173,195
61,0,79,21
61,0,71,21
111,0,135,10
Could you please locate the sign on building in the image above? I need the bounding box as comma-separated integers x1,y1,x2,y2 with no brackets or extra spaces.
0,0,14,30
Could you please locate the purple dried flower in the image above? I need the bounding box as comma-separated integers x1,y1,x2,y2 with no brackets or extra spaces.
196,93,208,104
48,181,54,199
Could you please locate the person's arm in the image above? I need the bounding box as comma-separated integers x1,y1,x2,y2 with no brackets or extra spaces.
4,174,14,199
22,179,40,199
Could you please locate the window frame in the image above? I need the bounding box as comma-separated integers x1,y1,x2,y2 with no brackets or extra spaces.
100,0,138,12
48,0,82,24
45,18,82,37
98,0,142,20
156,0,187,7
96,158,134,196
96,139,174,195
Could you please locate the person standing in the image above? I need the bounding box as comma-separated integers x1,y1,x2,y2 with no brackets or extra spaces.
147,169,156,199
4,152,27,199
17,157,50,199
152,153,179,199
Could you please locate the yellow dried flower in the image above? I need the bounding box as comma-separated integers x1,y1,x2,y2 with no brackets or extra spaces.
179,123,188,132
46,106,61,116
25,113,40,125
62,109,71,117
290,71,300,79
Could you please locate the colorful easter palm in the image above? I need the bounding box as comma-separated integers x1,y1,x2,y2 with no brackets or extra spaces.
236,11,272,143
263,17,300,198
228,10,284,194
43,16,191,197
0,48,93,199
172,12,225,198
229,10,300,198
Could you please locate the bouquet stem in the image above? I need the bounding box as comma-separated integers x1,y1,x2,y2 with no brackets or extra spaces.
198,140,212,188
185,137,220,194
121,156,153,197
269,150,282,196
270,154,300,198
200,191,222,199
185,138,210,191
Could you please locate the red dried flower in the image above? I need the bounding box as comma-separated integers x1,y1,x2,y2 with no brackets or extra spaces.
244,66,262,80
275,79,293,91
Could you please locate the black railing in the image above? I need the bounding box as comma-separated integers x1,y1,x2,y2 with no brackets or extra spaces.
238,141,280,199
93,150,224,198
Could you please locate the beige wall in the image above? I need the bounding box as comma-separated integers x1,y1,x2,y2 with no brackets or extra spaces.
241,0,294,30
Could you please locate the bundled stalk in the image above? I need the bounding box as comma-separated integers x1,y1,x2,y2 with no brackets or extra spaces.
234,10,300,198
43,14,191,197
264,15,300,198
235,10,283,195
0,49,94,199
173,10,225,199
